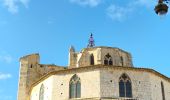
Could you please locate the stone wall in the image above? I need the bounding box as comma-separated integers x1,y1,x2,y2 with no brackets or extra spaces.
30,69,101,100
52,70,100,100
29,66,170,100
100,68,151,100
18,54,65,100
30,76,54,100
18,54,40,100
100,48,132,67
68,47,133,68
150,73,170,100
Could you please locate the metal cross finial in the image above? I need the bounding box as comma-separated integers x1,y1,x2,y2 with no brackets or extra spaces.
87,33,95,48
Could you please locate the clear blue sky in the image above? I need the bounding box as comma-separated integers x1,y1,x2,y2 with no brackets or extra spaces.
0,0,170,100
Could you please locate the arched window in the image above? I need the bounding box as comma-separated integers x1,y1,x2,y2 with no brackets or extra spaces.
39,84,44,100
69,74,81,98
120,56,124,66
30,64,33,68
161,82,165,100
119,73,132,98
90,54,94,65
104,53,113,65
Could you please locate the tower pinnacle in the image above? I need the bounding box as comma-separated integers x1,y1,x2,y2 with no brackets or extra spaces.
87,33,95,48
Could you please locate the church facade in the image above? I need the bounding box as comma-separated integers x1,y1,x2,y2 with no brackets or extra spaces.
17,35,170,100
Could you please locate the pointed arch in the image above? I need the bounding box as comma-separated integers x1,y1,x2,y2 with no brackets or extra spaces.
90,54,94,65
119,73,132,98
69,74,81,98
104,53,113,65
120,56,124,66
39,84,44,100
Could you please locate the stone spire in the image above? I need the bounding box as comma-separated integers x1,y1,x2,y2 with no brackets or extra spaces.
87,33,95,48
69,45,75,52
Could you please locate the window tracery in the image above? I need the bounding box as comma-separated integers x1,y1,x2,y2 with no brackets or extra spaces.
69,74,81,98
119,73,132,98
104,53,113,65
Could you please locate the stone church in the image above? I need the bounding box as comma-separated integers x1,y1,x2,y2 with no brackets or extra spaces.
18,34,170,100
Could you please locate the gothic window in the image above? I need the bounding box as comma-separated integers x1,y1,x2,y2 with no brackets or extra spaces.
69,74,81,98
90,54,94,65
104,53,113,65
119,73,132,98
39,84,44,100
120,56,124,66
161,82,165,100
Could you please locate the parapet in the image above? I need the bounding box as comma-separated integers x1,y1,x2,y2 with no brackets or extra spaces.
20,53,40,64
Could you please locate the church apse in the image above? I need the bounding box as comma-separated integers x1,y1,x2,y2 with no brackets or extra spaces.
68,34,133,68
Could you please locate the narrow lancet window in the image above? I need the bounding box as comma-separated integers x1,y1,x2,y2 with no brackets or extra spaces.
120,56,124,66
39,84,44,100
90,54,94,65
161,82,165,100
